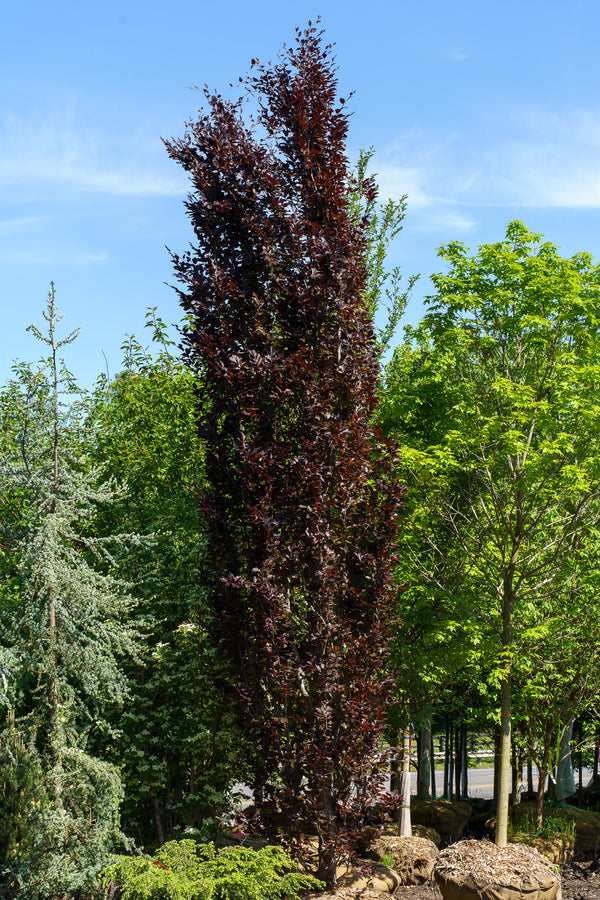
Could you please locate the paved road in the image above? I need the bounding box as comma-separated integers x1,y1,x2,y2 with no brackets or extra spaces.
410,767,494,799
409,766,595,800
233,767,594,807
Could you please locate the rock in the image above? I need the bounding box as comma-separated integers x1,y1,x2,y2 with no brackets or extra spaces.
370,834,439,885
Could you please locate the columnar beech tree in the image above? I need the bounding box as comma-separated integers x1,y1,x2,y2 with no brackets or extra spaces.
165,25,402,884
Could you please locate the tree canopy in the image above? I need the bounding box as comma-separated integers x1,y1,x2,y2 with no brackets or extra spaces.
381,220,600,840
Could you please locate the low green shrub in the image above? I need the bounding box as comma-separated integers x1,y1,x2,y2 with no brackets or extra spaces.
511,808,576,842
100,840,324,900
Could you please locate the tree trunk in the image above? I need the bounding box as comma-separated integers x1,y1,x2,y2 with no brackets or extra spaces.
448,720,455,799
389,728,400,794
317,766,337,887
495,572,516,848
454,723,462,799
496,674,512,847
578,721,583,793
511,745,518,804
398,729,412,837
430,730,437,798
417,717,432,797
556,717,576,802
493,726,501,810
153,795,167,845
527,759,534,794
535,753,549,830
443,719,450,798
462,725,469,797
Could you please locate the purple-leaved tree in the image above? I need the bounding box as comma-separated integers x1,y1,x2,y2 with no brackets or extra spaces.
165,24,402,885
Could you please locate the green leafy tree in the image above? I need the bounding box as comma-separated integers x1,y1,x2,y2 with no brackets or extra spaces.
348,148,417,359
87,313,248,847
381,222,600,843
511,538,600,816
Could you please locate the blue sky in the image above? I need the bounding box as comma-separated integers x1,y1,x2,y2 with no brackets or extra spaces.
2,0,599,386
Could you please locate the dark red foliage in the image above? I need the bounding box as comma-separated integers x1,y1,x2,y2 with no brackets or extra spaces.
165,24,402,885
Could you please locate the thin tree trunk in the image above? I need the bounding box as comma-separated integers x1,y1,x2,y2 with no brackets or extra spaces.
417,717,432,797
153,795,167,845
496,676,512,846
511,745,518,804
556,717,576,802
317,767,337,887
535,753,550,830
430,730,437,798
448,720,455,800
578,721,583,793
496,572,516,848
389,728,399,794
527,759,534,794
461,724,469,797
455,723,462,799
398,729,412,837
443,719,450,798
493,726,500,810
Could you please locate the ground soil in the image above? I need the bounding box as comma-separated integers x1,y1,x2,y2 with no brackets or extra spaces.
310,859,600,900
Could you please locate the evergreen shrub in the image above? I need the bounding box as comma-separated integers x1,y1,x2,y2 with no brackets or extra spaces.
100,840,324,900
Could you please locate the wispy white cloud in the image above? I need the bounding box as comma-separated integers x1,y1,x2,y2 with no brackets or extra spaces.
0,215,53,234
411,209,478,233
0,247,109,266
371,106,600,236
0,106,187,197
483,108,600,207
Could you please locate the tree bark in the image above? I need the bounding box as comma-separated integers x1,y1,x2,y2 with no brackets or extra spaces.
493,726,501,810
448,720,455,799
556,717,576,802
461,724,469,797
417,716,432,797
398,729,412,837
527,759,534,794
430,730,437,798
578,720,583,793
153,795,167,846
454,723,462,799
443,719,450,798
535,751,550,830
496,566,516,848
